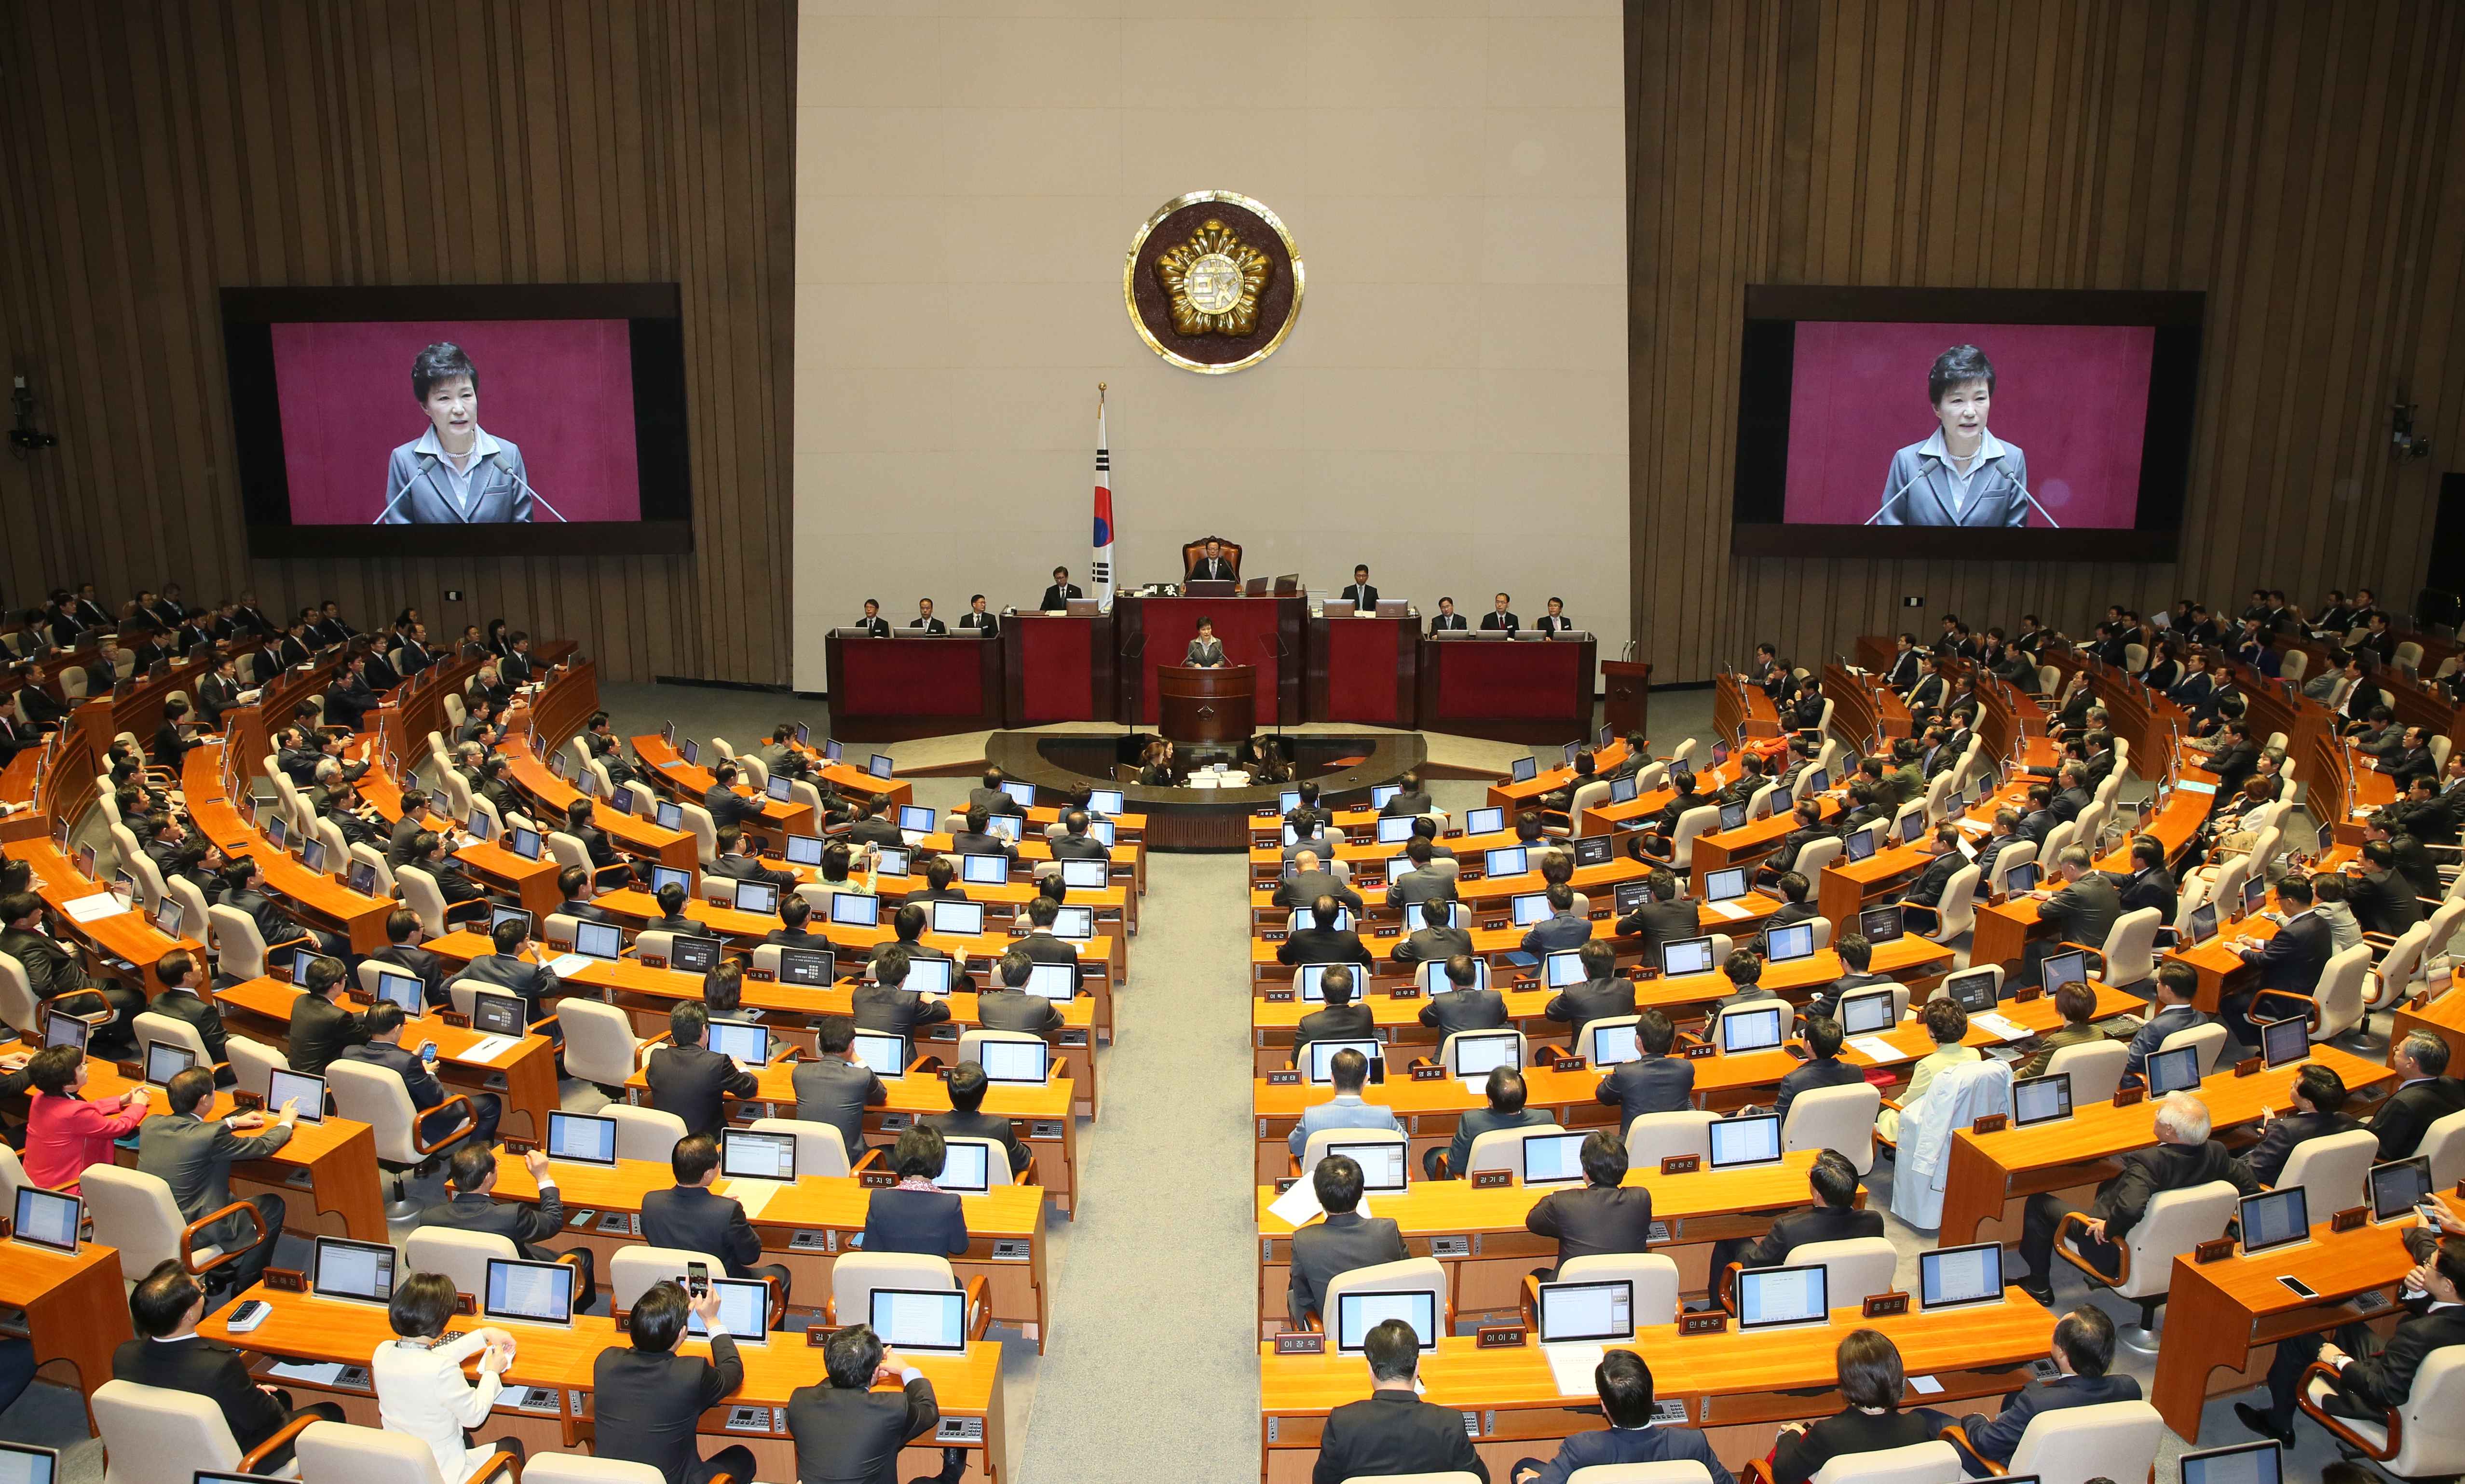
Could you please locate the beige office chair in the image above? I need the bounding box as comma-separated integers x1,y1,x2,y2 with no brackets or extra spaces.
1650,806,1721,870
2419,1108,2465,1189
0,1144,24,1217
131,1010,217,1075
1786,1235,1899,1308
2041,1039,2127,1104
825,1251,978,1328
1791,836,1846,882
1566,1465,1716,1484
206,903,308,983
224,1037,285,1103
393,865,451,937
94,1378,311,1484
1622,1110,1719,1168
1945,1399,2165,1484
2068,907,2162,993
403,1227,521,1302
523,1458,670,1484
955,1027,1051,1084
1295,1127,1408,1180
2055,1179,2239,1351
560,999,653,1089
2299,1345,2465,1479
610,1243,732,1317
1520,1253,1682,1334
1316,1255,1447,1334
1985,840,2038,897
606,1104,689,1164
748,1116,854,1179
1746,1441,1961,1484
2255,942,2372,1047
1781,1082,1880,1175
1904,864,1981,945
2273,1128,2378,1210
327,1059,476,1217
82,1163,260,1285
679,801,719,864
295,1419,514,1484
2156,1021,2230,1076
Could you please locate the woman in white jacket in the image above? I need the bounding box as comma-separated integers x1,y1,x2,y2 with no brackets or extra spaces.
369,1271,525,1483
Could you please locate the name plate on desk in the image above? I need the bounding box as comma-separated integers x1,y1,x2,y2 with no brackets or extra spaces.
1264,989,1294,1002
263,1268,306,1294
2331,1206,2370,1233
1476,1324,1527,1349
745,968,776,983
1683,1043,1717,1060
805,1327,832,1348
438,1011,472,1029
2233,1056,2263,1077
1680,1311,1729,1336
1660,1154,1701,1174
232,1091,263,1112
1971,1114,2009,1135
1481,917,1507,931
1411,1064,1447,1082
639,955,666,970
1472,1169,1514,1189
859,1170,897,1188
500,1136,540,1155
2012,985,2044,1003
1389,986,1421,1000
1589,909,1611,921
1551,1055,1584,1072
1375,927,1400,939
1267,1069,1300,1084
1274,1332,1326,1355
1263,931,1287,943
1863,1292,1911,1318
2193,1237,2236,1264
2113,1085,2146,1107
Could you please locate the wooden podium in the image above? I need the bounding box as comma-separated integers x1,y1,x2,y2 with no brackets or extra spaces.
1158,664,1255,742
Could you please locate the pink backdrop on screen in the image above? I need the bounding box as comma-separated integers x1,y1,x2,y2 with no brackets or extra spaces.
271,320,640,524
1780,321,2153,526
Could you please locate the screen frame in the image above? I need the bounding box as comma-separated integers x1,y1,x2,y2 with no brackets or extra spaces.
482,1255,576,1328
1735,1261,1831,1330
867,1286,970,1353
1917,1241,2008,1310
1730,285,2204,560
222,283,695,558
311,1234,397,1305
1536,1277,1636,1344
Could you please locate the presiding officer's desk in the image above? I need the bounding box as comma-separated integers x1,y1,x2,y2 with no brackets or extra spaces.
195,1287,1012,1484
620,1059,1083,1218
1257,1294,2055,1483
484,1148,1052,1346
1934,1043,2397,1248
0,1228,131,1415
1252,1151,1829,1332
2152,1195,2459,1441
209,974,563,1142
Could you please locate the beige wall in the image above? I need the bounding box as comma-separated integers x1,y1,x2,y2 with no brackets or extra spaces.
792,1,1630,692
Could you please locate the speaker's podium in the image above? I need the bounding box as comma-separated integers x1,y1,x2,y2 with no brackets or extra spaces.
1158,664,1255,743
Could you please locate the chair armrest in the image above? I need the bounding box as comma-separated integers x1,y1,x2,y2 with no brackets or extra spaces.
2060,942,2108,968
2296,1360,2400,1460
756,1273,788,1329
180,1199,263,1275
524,1014,558,1037
465,1451,520,1484
237,1413,324,1474
1936,1424,2004,1475
1535,1044,1574,1065
1742,1459,1779,1484
852,1148,883,1173
2052,1211,2130,1286
1718,1260,1743,1309
964,1275,993,1340
1519,1274,1542,1333
2251,989,2321,1029
414,1094,480,1155
1900,903,1943,926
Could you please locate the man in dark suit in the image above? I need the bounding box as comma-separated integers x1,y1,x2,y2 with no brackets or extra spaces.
977,949,1066,1032
370,908,450,1010
791,1014,889,1160
2349,840,2428,937
643,1133,794,1300
706,826,797,899
2017,1091,2259,1304
700,762,765,832
853,945,953,1042
861,907,951,977
920,1061,1033,1177
556,865,620,926
135,1069,298,1295
1755,799,1838,886
647,1003,761,1137
1279,897,1374,968
341,1001,501,1148
959,593,999,638
1187,539,1236,582
1294,966,1377,1064
195,654,247,728
2372,1031,2465,1159
1393,896,1474,967
1615,869,1701,961
1286,1154,1409,1331
843,796,904,848
1313,1320,1489,1484
2226,873,2331,1044
3,890,145,1050
1480,594,1519,633
1013,895,1087,991
1771,1015,1867,1122
1049,810,1109,860
1039,567,1083,611
1339,565,1379,611
1542,941,1635,1054
458,916,564,1042
146,950,232,1084
421,1143,598,1312
1594,1009,1693,1132
2245,1065,2364,1186
1520,883,1593,955
860,1126,970,1258
1706,1148,1881,1300
1525,1131,1653,1276
1383,840,1457,910
2108,835,2179,920
1277,847,1363,912
218,857,344,960
1442,1066,1558,1180
949,803,1018,861
906,598,947,634
786,1323,939,1484
1882,633,1922,688
1428,596,1468,632
850,599,891,637
114,1261,343,1469
286,956,369,1075
2023,845,2120,986
593,1280,753,1484
2250,1233,2465,1446
1508,1350,1731,1484
321,653,380,732
1419,954,1508,1035
385,794,433,869
1947,1307,2144,1472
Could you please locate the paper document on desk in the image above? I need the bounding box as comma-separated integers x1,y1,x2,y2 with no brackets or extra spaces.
1848,1036,1912,1065
264,1360,347,1386
1907,1374,1946,1395
722,1179,791,1221
543,953,593,978
1545,1344,1607,1398
458,1035,519,1065
1956,819,1991,836
1971,1012,2031,1042
1267,1180,1373,1228
63,893,130,924
1704,900,1755,921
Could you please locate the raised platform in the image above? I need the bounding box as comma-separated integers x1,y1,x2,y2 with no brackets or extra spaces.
983,730,1429,850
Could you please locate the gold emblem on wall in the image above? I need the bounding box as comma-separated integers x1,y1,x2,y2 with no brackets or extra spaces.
1125,191,1303,374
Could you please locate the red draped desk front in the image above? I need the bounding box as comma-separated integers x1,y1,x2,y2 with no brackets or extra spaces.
1416,634,1597,743
822,632,1004,741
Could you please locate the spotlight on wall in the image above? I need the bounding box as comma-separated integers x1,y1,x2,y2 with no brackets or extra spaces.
8,376,57,455
2392,402,2431,464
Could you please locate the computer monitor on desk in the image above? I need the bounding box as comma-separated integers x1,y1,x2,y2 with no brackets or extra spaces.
1708,1113,1783,1169
484,1257,575,1327
719,1127,798,1182
1735,1263,1829,1330
2370,1157,2434,1223
870,1289,969,1354
11,1187,81,1255
1335,1290,1437,1352
931,900,986,937
2259,1015,2310,1069
1328,1140,1407,1193
686,1278,771,1345
2238,1187,2311,1256
1838,988,1896,1036
1918,1242,2006,1310
1537,1279,1634,1345
1519,1131,1590,1187
1305,1039,1382,1085
1661,936,1715,977
851,1032,907,1079
2145,1045,2203,1096
547,1110,618,1167
0,1442,58,1484
1465,807,1504,836
2179,1440,2281,1484
313,1236,397,1305
1451,1031,1522,1080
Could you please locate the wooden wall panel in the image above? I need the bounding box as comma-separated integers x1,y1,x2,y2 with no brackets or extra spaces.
1629,0,2465,684
0,0,793,686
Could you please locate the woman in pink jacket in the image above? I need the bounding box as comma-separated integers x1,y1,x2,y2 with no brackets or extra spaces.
23,1045,148,1192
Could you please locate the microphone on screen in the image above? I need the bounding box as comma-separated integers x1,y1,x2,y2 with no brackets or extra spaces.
1866,456,1939,526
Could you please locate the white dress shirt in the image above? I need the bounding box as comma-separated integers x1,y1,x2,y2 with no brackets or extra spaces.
371,1333,504,1484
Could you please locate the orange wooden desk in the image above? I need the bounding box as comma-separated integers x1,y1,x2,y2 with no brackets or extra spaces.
354,769,566,918
501,747,699,873
1968,761,2218,978
1714,674,1781,741
211,975,560,1141
1935,1044,2397,1247
629,736,820,837
2165,847,2361,1014
2393,974,2465,1071
1578,758,1746,837
5,838,206,977
1257,1296,2054,1482
0,1233,131,1416
1484,742,1632,814
199,1287,1011,1484
182,743,398,954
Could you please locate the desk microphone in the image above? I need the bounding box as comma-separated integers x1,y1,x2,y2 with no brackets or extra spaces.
1866,457,1939,525
368,452,570,523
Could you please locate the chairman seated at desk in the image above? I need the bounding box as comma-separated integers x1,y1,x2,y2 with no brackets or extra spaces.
1187,539,1237,583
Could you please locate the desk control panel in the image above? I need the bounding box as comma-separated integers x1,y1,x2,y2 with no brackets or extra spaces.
725,1405,775,1434
936,1417,984,1444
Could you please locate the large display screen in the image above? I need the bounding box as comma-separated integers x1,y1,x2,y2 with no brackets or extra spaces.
224,285,691,557
1732,287,2202,559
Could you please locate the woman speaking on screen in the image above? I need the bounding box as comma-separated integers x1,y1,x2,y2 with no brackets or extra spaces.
1874,344,2029,526
378,342,533,524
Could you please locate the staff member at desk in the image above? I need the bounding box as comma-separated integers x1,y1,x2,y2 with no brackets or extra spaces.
1393,898,1474,968
1185,615,1227,666
852,599,891,637
644,1132,795,1307
1537,597,1576,635
1312,1319,1489,1484
1482,594,1519,632
1429,597,1467,632
1339,566,1378,610
960,593,999,638
908,598,946,634
1039,567,1082,611
1526,1131,1653,1278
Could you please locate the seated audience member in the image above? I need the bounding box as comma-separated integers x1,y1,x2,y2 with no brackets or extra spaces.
1542,940,1635,1052
1312,1318,1489,1484
1595,1009,1695,1130
146,949,233,1085
342,1000,503,1148
1508,1349,1732,1484
708,825,796,895
2371,1030,2465,1159
1753,871,1820,952
1419,953,1508,1036
2122,960,2212,1085
1518,882,1591,955
785,1324,940,1484
458,916,565,1044
1293,965,1376,1065
1874,998,1979,1143
1707,1148,1880,1290
1393,895,1474,967
1286,1047,1405,1157
1805,933,1893,1022
791,1014,888,1162
371,907,450,1009
921,1060,1034,1177
860,1125,970,1259
24,1044,148,1192
977,948,1064,1032
1436,1066,1557,1182
646,1002,761,1137
113,1260,344,1470
853,944,953,1040
135,1067,297,1295
591,1278,754,1484
419,1143,598,1313
1525,1131,1653,1277
1285,1153,1410,1333
1280,899,1374,969
1946,1306,2141,1472
2,890,146,1050
642,1132,794,1301
558,864,618,925
286,955,368,1075
1771,1330,1939,1484
2243,1234,2465,1446
2013,979,2107,1080
1770,1014,1864,1121
2017,1092,2257,1305
368,1272,526,1483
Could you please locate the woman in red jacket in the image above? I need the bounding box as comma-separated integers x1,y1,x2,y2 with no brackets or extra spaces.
23,1045,148,1192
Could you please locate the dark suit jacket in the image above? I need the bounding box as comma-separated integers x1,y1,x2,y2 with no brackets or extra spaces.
1312,1390,1488,1484
418,1187,572,1259
1520,912,1593,955
1038,583,1082,610
921,1107,1032,1175
701,783,764,831
1393,924,1474,965
1598,1055,1695,1128
1286,1211,1408,1330
1731,1204,1885,1271
1775,1055,1868,1121
338,1040,466,1143
787,1376,938,1484
148,987,229,1067
287,993,368,1076
111,1335,290,1452
371,944,449,1009
641,1185,767,1277
647,1042,761,1136
2373,1076,2465,1159
2037,872,2122,953
1526,1183,1655,1266
1279,927,1374,967
1616,897,1702,958
2349,870,2427,937
859,1187,968,1257
960,610,999,638
1964,1372,2145,1465
1525,1424,1732,1484
1543,979,1636,1050
1276,869,1362,912
790,1057,887,1160
1429,612,1467,631
1480,611,1519,632
2088,1139,2259,1241
2113,865,2179,918
1293,1003,1377,1061
2246,911,2332,1000
851,982,952,1040
1420,988,1508,1035
2244,1109,2365,1187
2338,1304,2465,1410
458,953,561,1025
975,988,1063,1034
593,1336,745,1484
